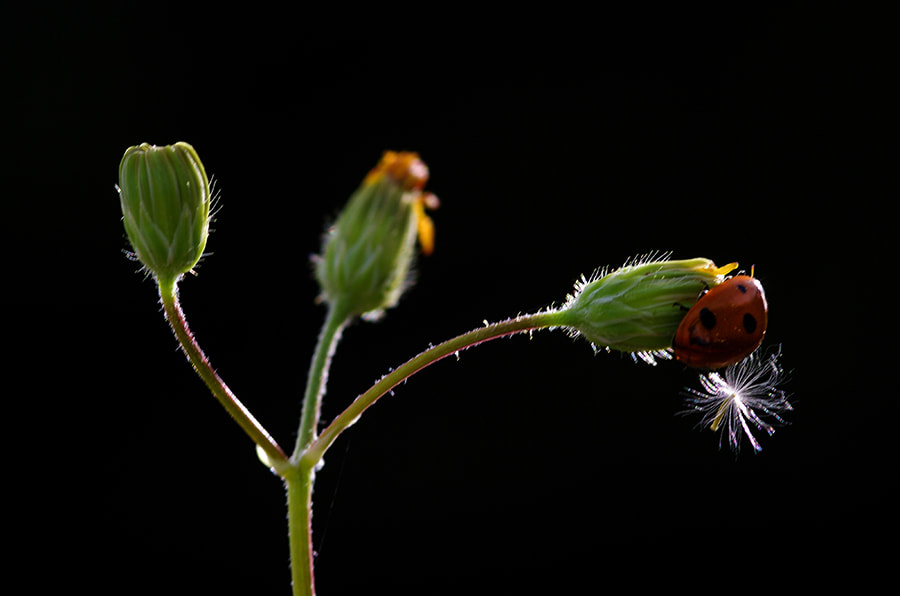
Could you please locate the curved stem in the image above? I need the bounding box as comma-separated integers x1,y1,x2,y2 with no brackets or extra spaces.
157,277,288,465
300,309,565,467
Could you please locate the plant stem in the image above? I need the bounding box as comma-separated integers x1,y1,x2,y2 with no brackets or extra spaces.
292,302,350,461
300,309,565,467
285,302,350,596
285,465,316,596
286,308,564,595
157,277,287,466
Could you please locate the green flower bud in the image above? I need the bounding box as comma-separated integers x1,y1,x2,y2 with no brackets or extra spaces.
558,257,737,353
316,151,438,320
117,142,211,284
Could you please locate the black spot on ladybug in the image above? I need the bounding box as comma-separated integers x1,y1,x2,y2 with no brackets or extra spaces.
736,283,748,294
743,313,757,334
699,307,716,330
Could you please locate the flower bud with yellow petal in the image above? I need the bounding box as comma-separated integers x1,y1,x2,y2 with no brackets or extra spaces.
117,142,212,285
315,151,438,320
558,257,737,353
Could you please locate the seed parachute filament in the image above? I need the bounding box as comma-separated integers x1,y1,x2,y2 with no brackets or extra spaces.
683,347,792,452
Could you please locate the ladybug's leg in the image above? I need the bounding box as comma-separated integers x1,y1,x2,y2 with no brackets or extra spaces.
675,282,711,312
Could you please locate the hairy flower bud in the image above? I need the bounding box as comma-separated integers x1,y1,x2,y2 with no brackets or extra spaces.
315,151,438,320
117,142,211,284
559,257,737,354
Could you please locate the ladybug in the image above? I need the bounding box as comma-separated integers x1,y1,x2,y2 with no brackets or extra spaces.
673,272,768,369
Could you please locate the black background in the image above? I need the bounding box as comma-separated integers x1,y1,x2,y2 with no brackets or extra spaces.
6,4,893,594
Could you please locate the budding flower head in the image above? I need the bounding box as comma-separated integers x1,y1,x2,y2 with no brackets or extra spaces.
315,151,438,320
559,255,737,356
117,142,212,285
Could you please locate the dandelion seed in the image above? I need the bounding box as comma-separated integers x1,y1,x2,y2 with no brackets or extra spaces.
682,346,791,453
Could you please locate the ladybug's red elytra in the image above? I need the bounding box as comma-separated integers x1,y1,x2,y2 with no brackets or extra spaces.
673,273,768,369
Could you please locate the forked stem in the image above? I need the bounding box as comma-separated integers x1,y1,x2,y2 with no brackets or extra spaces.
287,308,565,596
158,285,566,596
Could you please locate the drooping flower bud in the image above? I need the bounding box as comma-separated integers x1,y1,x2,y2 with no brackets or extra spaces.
558,257,737,354
315,151,438,320
117,142,212,285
